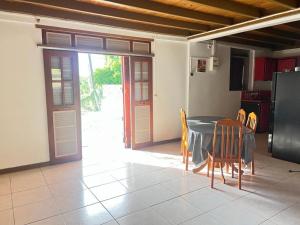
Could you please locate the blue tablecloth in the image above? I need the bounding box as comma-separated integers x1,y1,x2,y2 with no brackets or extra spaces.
187,116,256,166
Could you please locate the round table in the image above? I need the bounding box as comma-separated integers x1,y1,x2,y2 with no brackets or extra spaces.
187,116,256,170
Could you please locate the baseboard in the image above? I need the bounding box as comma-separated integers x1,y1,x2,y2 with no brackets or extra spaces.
152,137,181,146
0,161,50,175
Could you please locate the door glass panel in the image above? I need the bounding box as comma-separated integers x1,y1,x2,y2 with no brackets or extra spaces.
142,82,149,100
135,82,142,101
62,57,72,80
64,81,74,105
142,62,148,81
51,56,61,81
134,62,141,81
52,82,62,105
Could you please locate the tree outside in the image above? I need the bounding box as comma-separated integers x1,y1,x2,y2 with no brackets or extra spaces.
80,55,122,111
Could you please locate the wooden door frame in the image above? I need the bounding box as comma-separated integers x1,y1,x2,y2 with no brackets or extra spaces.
122,56,131,148
43,49,82,164
130,56,153,149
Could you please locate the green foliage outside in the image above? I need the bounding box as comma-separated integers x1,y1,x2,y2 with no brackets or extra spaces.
80,55,121,112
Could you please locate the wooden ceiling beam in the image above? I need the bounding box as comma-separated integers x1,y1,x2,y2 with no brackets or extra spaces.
218,36,276,49
254,28,300,42
102,0,232,26
188,7,300,42
188,0,261,18
232,33,293,47
268,0,298,9
0,1,194,36
10,0,208,32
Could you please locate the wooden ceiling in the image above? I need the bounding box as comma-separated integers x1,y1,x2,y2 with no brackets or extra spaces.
1,0,300,49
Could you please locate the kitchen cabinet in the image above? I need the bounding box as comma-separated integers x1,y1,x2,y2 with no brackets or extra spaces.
254,57,276,81
277,58,296,72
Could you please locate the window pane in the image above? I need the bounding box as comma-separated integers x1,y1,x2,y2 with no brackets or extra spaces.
142,82,149,100
51,56,61,81
62,57,72,80
52,82,62,105
134,62,141,81
142,62,148,81
64,82,74,105
135,82,141,101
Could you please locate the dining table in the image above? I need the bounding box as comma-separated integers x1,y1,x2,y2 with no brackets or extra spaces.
187,116,256,173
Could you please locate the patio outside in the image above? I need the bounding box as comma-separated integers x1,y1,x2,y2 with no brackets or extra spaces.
78,53,124,158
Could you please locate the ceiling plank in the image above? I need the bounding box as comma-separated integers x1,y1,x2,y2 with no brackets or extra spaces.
11,0,209,31
0,1,194,36
102,0,232,26
268,0,298,9
188,0,261,18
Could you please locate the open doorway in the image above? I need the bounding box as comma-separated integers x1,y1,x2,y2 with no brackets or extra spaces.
78,53,124,158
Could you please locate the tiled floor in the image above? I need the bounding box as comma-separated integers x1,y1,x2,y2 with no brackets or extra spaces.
1,134,300,225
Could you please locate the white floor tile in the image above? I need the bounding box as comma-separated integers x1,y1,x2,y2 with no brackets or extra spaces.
102,192,149,218
182,187,230,213
133,184,178,207
12,186,52,207
0,194,12,211
118,208,170,225
180,213,224,225
0,175,11,196
11,169,46,192
29,215,65,225
0,209,14,225
90,181,128,201
48,179,87,197
54,189,98,213
153,197,201,224
83,172,116,188
63,203,113,225
161,174,210,195
209,201,266,225
14,199,60,225
270,203,300,225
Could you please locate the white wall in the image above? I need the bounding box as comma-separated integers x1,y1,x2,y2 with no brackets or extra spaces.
0,20,49,169
0,11,188,169
187,42,241,118
153,40,187,141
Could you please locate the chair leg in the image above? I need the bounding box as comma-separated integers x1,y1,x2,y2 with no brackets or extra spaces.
231,163,234,178
238,160,242,190
181,141,185,163
220,162,225,184
251,153,255,175
211,160,215,188
207,156,210,177
226,163,229,173
185,149,189,171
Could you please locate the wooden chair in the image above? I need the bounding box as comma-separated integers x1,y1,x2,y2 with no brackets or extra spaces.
208,119,243,189
180,108,189,171
246,112,257,175
237,108,246,125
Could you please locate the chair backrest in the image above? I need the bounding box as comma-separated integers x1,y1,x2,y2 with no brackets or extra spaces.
212,119,243,163
180,108,188,137
246,112,257,133
237,108,246,125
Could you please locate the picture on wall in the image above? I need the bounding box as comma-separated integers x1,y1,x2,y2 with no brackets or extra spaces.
191,57,207,74
197,59,207,72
